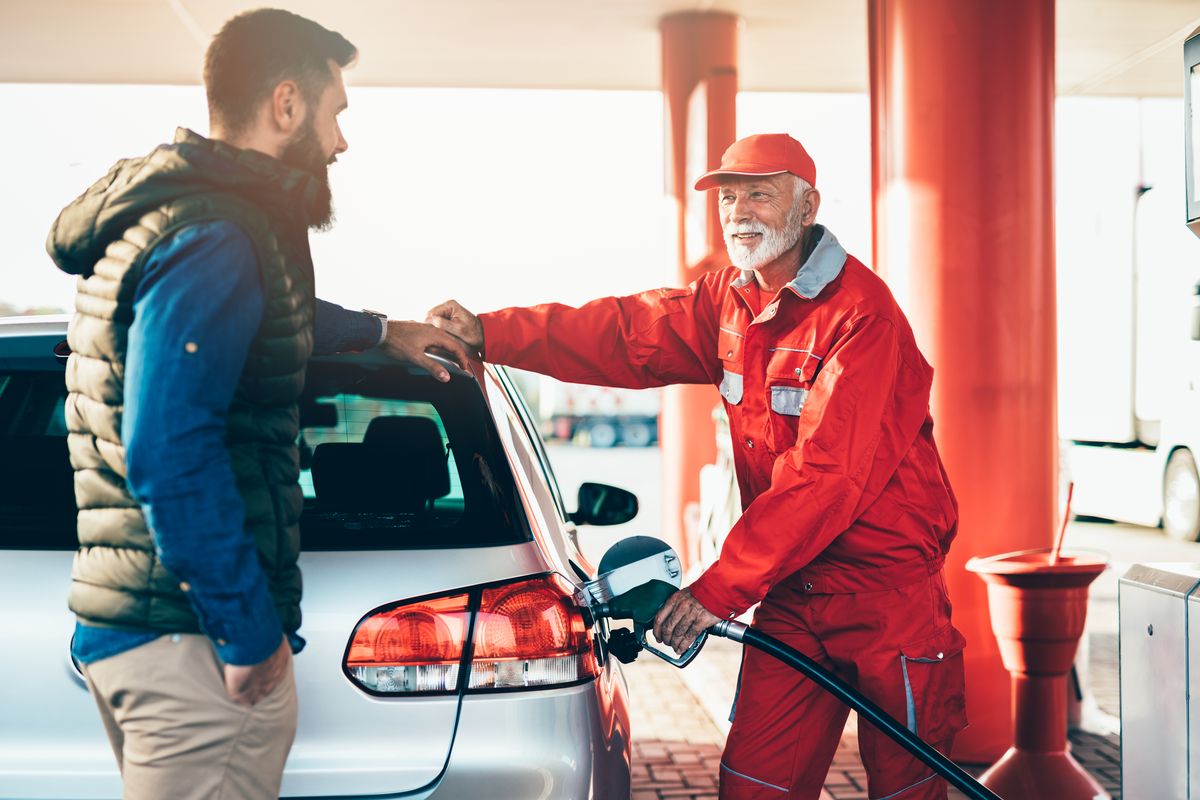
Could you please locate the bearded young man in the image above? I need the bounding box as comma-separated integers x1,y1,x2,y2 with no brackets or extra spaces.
45,10,468,799
428,133,968,799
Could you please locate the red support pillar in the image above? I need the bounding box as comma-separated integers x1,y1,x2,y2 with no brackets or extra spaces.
659,12,738,568
868,0,1057,761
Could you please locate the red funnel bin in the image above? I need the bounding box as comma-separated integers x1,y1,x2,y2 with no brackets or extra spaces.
965,549,1108,800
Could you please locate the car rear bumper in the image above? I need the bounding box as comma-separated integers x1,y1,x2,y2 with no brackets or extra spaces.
281,676,630,800
429,678,630,800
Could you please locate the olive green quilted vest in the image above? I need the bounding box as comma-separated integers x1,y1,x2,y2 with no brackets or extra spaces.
47,129,321,636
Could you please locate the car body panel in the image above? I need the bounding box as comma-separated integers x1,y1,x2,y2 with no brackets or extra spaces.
425,680,631,800
0,549,123,799
284,544,556,796
0,316,631,800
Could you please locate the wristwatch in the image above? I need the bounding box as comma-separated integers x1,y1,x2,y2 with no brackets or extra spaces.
362,309,388,347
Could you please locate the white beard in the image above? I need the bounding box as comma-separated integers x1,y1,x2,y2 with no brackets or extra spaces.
724,209,806,271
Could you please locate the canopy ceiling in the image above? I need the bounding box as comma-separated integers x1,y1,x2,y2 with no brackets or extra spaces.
4,0,1199,96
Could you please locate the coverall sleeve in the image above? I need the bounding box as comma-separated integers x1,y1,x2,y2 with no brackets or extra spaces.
478,277,727,389
688,314,933,618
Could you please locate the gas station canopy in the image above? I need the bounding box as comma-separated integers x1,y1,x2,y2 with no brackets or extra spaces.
4,0,1199,96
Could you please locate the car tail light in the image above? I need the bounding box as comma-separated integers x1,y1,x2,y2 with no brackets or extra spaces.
468,575,599,690
343,575,597,696
345,593,471,694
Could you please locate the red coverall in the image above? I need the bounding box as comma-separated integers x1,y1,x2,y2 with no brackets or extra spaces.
480,227,967,799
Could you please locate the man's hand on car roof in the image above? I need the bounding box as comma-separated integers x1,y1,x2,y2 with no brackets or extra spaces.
427,300,484,355
380,320,473,382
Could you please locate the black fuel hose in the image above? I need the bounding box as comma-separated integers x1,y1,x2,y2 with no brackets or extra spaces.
711,620,1002,800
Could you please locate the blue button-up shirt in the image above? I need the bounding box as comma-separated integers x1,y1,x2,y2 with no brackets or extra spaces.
72,221,384,666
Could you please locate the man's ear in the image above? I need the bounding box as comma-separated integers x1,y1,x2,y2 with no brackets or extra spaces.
270,80,306,135
803,188,822,226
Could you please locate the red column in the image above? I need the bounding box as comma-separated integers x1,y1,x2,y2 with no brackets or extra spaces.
659,12,738,569
868,0,1057,761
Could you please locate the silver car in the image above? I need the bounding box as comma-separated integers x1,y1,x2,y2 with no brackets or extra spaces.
0,315,633,799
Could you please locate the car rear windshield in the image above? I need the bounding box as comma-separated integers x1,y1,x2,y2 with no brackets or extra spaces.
0,360,532,551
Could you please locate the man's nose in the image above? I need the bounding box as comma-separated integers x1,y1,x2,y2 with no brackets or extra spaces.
334,124,348,156
728,195,752,223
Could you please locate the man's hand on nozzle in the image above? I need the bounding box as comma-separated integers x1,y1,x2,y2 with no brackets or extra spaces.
426,300,484,356
652,588,721,655
224,635,291,707
380,320,473,383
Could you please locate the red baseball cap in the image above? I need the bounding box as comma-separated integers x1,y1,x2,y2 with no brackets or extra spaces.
693,133,817,191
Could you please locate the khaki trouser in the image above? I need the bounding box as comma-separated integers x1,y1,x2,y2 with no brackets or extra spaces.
81,634,298,800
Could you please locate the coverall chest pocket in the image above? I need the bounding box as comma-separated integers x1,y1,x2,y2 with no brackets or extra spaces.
764,347,821,453
718,327,745,406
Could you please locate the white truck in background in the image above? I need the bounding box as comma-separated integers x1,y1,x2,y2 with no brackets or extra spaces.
1058,97,1200,540
537,377,659,448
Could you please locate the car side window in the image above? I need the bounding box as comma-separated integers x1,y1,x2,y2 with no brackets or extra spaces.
0,370,77,550
495,367,571,522
484,370,594,575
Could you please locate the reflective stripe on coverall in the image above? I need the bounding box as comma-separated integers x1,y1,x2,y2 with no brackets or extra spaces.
480,226,968,799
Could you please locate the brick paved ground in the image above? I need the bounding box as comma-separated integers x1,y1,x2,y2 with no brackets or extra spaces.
625,649,725,800
626,630,1121,799
1089,631,1120,717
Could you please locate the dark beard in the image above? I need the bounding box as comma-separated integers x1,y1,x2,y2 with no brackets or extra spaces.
280,121,335,231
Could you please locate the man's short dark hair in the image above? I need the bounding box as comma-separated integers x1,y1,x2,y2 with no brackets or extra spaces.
204,9,357,135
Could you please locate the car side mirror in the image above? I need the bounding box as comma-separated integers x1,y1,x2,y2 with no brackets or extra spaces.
570,482,638,526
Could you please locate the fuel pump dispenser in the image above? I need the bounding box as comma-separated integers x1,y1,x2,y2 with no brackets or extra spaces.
581,536,1001,800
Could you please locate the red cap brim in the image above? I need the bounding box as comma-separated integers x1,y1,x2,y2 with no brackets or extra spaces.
693,168,789,191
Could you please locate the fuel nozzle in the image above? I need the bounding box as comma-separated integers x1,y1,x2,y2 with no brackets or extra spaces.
595,580,679,625
596,580,679,665
582,536,708,668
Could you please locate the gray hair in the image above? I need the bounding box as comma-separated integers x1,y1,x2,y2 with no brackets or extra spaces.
787,175,813,228
792,175,812,206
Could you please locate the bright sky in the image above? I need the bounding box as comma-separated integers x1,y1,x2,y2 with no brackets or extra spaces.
0,85,871,319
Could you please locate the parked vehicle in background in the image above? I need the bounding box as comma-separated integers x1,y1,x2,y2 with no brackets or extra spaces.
1058,98,1200,540
538,377,659,448
0,315,634,800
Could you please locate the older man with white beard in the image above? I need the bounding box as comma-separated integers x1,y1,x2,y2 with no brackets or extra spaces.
428,133,967,799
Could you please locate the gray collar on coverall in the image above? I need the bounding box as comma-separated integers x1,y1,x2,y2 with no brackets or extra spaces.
731,224,848,300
